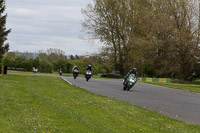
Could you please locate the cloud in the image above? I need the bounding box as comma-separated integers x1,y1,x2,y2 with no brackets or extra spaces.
8,34,102,55
9,8,40,16
5,0,103,55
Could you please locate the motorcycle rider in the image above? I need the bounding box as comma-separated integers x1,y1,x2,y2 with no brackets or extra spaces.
59,68,62,76
86,65,92,73
72,66,79,79
72,66,79,72
123,68,137,85
85,65,92,81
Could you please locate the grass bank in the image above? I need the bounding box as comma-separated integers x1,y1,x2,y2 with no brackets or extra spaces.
8,70,100,78
141,81,200,93
0,74,199,132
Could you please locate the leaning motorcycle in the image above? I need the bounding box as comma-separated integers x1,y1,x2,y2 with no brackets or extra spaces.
123,74,137,91
85,70,92,81
73,69,79,79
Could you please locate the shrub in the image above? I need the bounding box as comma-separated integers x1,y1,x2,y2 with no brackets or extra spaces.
40,60,53,73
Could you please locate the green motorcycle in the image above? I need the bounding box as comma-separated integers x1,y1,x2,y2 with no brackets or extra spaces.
123,74,137,91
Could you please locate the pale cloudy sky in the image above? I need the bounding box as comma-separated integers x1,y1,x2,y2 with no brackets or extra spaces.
6,0,103,55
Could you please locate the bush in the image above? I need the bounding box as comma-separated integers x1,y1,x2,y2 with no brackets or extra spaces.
53,59,69,73
14,56,25,68
33,57,40,69
40,60,53,73
23,59,34,71
2,55,14,67
142,62,155,77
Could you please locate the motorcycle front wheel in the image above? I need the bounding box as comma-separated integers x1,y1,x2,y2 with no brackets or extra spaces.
123,85,126,90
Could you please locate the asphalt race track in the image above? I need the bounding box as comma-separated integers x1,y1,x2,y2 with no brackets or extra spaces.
61,76,200,125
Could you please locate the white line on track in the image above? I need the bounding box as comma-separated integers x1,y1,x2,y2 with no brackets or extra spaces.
60,77,72,85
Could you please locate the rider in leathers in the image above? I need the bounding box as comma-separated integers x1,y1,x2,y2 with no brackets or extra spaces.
123,68,137,85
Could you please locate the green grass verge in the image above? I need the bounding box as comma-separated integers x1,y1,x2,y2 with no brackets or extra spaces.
0,74,200,133
8,70,101,78
141,82,200,93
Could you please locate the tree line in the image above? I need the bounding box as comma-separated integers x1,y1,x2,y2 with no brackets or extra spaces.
1,0,200,81
82,0,200,81
2,48,112,75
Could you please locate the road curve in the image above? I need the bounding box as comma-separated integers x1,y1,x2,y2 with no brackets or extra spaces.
61,76,200,125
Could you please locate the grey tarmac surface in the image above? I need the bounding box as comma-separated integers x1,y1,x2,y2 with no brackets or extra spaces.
61,76,200,125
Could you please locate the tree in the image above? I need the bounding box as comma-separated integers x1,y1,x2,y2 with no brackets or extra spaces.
82,0,132,74
2,54,14,67
53,58,68,73
0,0,11,61
23,58,33,71
33,57,40,69
14,56,25,68
46,48,66,64
82,0,200,80
75,55,79,59
148,0,200,80
40,60,53,73
70,55,74,60
2,52,16,69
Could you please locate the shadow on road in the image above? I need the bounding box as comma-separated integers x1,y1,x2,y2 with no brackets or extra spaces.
119,89,139,92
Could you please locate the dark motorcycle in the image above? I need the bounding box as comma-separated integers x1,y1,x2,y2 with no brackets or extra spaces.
85,70,92,81
59,70,62,76
123,74,137,91
73,69,79,79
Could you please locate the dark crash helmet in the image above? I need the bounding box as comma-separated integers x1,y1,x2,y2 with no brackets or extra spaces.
88,65,92,68
132,68,137,73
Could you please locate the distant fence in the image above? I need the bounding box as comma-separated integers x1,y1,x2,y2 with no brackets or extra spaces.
99,74,123,79
138,77,171,83
0,66,24,75
99,74,171,83
8,67,26,71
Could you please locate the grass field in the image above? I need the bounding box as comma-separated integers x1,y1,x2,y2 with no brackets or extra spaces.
0,74,200,133
8,70,101,78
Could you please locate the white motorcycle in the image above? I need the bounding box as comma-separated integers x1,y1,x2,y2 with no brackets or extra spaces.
85,70,92,81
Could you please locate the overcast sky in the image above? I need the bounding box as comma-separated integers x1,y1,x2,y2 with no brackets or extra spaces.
6,0,103,55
